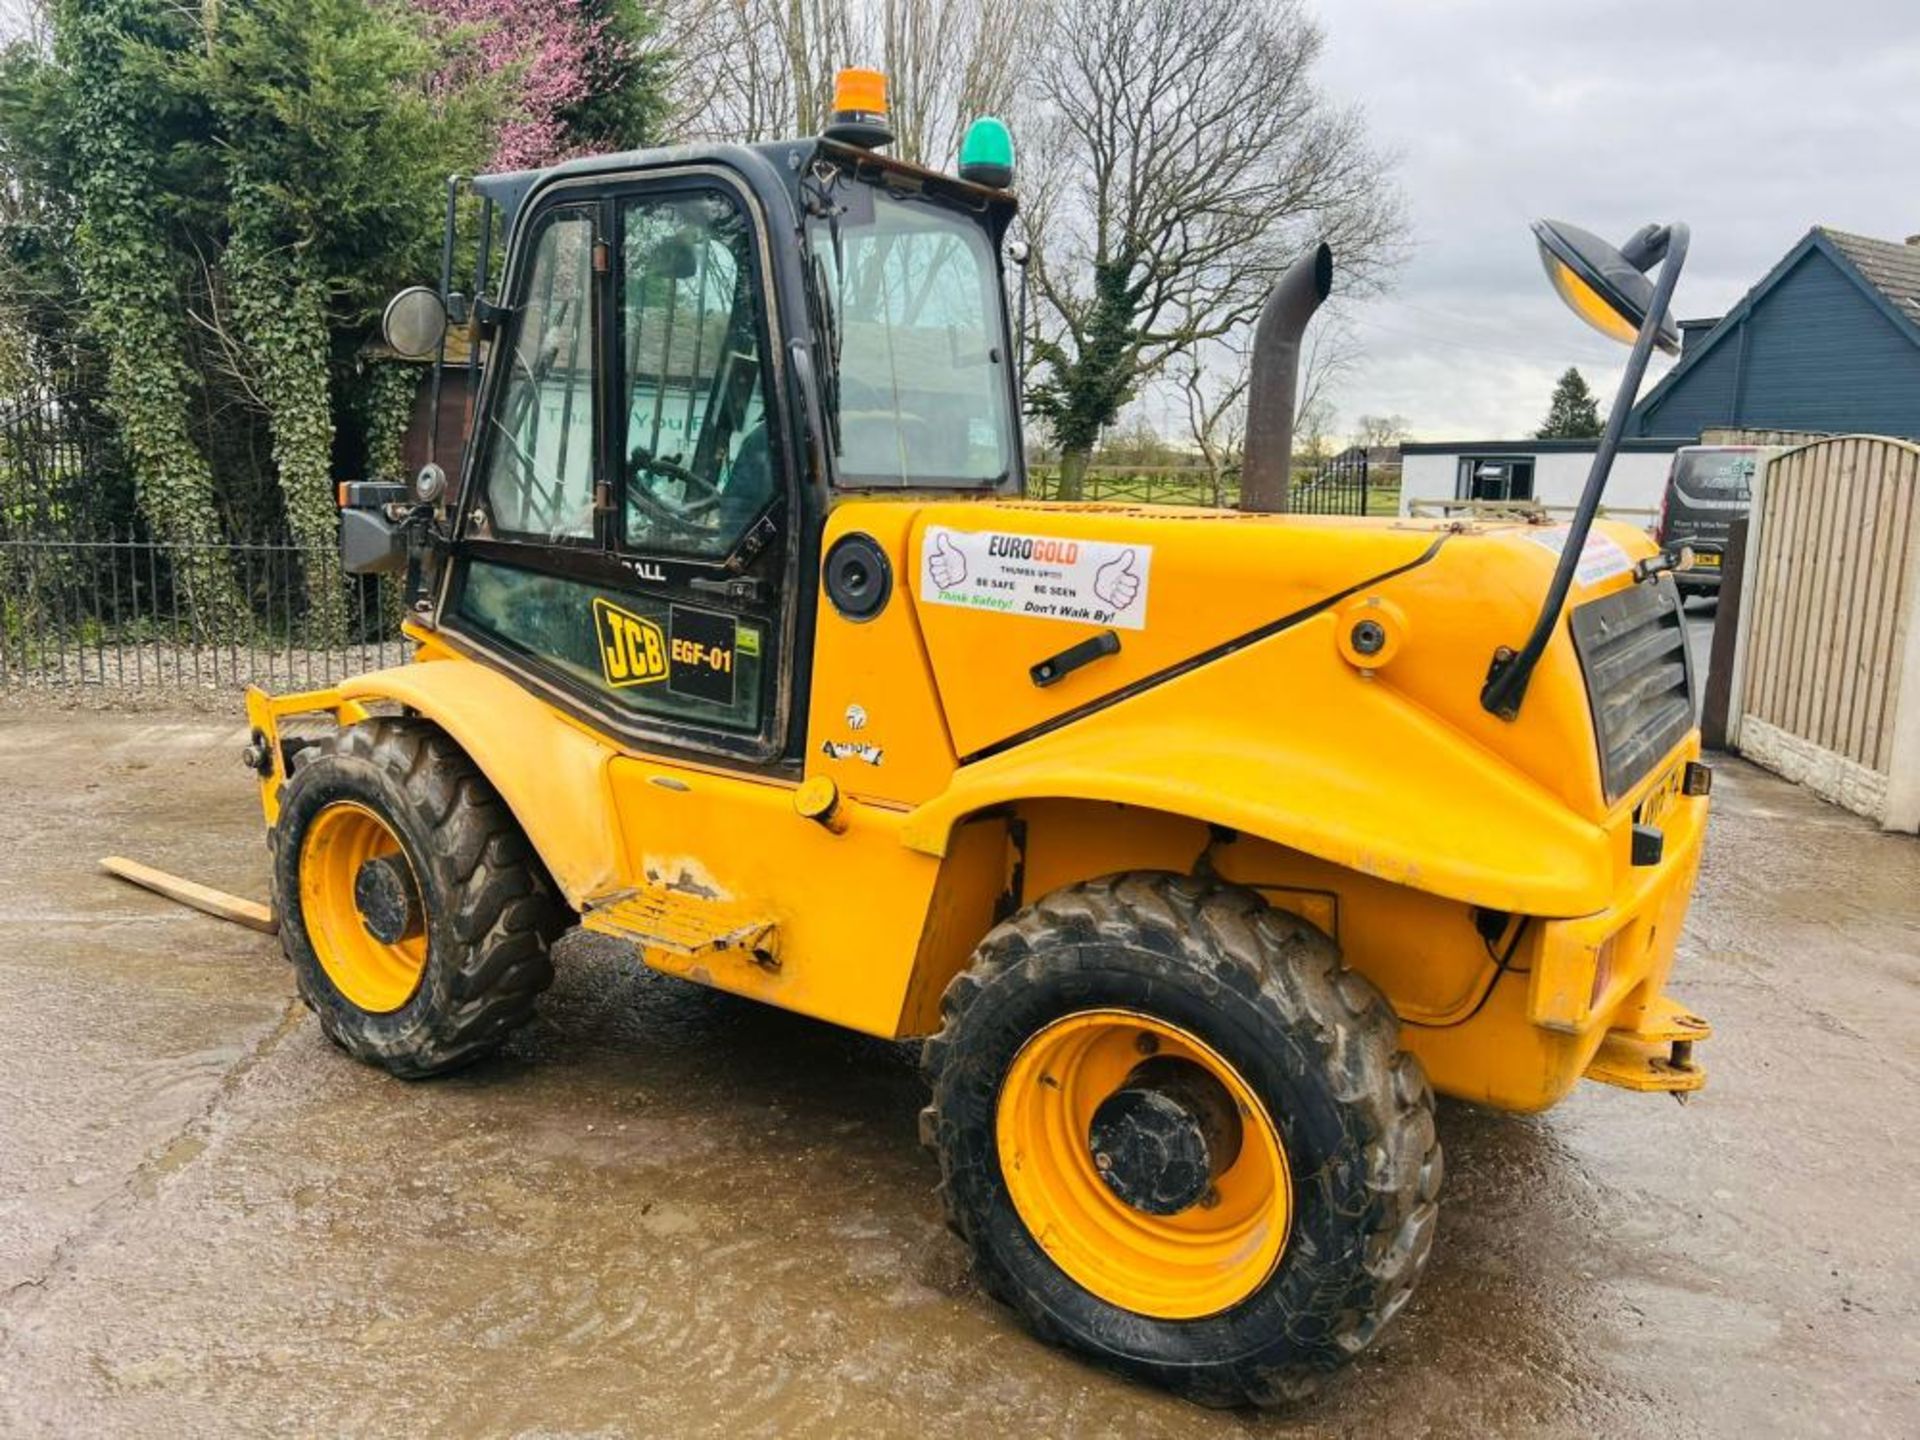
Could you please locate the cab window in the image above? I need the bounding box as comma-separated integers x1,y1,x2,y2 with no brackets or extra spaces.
620,190,776,558
808,183,1013,488
477,206,598,542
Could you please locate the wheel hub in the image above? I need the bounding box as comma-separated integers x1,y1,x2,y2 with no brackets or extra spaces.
1088,1057,1244,1215
353,853,422,945
994,1010,1292,1320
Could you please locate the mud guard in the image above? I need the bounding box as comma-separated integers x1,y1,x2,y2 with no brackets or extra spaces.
902,617,1614,919
248,661,624,908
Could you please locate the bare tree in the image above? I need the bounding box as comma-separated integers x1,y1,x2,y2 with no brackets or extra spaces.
663,0,1033,168
880,0,1032,168
1022,0,1404,499
1351,413,1411,451
1295,308,1360,443
1293,394,1336,469
661,0,861,144
1176,303,1355,498
0,0,50,48
1176,341,1248,506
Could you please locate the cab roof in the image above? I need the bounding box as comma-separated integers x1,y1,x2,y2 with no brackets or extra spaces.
472,138,1015,245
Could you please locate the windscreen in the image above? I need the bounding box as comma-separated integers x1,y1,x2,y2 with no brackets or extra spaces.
1674,449,1758,501
808,180,1014,488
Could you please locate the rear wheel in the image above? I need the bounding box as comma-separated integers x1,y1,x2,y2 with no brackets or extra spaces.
921,873,1439,1407
274,718,570,1078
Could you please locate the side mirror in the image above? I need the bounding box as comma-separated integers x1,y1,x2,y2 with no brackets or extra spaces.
382,285,449,359
1532,219,1681,355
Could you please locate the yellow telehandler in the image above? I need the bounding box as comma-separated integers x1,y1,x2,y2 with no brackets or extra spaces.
240,71,1713,1404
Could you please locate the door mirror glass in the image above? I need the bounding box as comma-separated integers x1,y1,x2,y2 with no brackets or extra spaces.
1532,219,1680,355
382,285,449,358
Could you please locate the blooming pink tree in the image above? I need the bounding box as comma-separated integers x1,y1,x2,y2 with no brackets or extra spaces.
414,0,644,170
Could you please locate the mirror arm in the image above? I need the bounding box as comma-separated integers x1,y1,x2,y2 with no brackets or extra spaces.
425,174,465,475
1617,223,1672,272
1480,221,1689,721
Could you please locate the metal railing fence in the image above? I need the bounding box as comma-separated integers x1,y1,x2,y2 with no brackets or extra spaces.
1026,456,1399,515
1,530,408,693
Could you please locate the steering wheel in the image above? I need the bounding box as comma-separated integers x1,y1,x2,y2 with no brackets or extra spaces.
627,445,725,530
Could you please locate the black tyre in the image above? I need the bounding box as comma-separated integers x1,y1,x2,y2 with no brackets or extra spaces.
921,872,1439,1407
273,717,570,1079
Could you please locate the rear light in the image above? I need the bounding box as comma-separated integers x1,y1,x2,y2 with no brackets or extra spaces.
1655,477,1671,543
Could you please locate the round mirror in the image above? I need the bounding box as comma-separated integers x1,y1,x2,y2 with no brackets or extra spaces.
1532,219,1680,355
382,286,449,359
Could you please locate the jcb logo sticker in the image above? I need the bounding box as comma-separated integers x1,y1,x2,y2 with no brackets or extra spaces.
593,597,668,688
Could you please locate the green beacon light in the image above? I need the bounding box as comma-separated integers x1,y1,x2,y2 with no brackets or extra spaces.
959,117,1015,190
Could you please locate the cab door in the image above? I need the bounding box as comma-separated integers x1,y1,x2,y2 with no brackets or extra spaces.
442,170,796,769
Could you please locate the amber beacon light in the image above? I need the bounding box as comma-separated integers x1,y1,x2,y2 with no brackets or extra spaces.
825,67,893,149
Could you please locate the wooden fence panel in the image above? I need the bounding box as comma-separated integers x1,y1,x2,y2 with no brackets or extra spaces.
1730,435,1920,829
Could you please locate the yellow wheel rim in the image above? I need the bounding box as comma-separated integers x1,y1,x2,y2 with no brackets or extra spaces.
298,801,427,1014
995,1008,1292,1320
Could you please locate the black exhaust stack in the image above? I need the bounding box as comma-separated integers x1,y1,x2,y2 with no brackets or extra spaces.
1240,242,1333,513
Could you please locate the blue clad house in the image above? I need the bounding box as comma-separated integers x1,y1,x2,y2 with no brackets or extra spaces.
1629,228,1920,440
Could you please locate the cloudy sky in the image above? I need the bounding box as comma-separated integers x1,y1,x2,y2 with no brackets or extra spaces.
1303,0,1920,440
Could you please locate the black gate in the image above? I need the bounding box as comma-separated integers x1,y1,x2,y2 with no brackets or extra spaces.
1290,450,1371,515
0,378,132,540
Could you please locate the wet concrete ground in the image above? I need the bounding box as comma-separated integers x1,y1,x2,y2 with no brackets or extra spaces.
0,706,1914,1438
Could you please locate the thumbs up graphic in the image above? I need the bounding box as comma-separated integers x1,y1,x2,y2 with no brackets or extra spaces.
927,531,967,590
1093,547,1140,611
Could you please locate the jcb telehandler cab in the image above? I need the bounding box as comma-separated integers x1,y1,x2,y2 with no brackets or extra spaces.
245,73,1714,1405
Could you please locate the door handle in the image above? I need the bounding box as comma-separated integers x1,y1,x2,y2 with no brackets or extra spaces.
1030,630,1120,687
690,575,763,605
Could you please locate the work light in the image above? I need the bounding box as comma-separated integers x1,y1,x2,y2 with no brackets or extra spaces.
959,117,1015,189
824,68,893,149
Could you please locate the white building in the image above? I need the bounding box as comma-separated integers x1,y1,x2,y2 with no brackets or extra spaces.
1398,438,1684,524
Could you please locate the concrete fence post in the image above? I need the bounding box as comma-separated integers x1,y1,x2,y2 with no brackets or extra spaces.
1722,461,1771,752
1881,493,1920,832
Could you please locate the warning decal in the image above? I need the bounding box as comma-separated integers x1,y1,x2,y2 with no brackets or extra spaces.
1527,526,1634,586
919,525,1152,630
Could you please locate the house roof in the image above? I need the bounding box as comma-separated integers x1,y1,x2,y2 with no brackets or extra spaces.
1630,227,1920,428
1401,437,1684,456
1821,229,1920,331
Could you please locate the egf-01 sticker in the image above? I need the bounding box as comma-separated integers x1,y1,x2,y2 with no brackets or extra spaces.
919,525,1152,630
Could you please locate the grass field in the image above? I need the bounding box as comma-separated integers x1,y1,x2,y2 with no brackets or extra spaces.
1026,464,1403,516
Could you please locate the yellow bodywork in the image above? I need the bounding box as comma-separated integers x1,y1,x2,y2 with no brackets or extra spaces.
247,498,1711,1113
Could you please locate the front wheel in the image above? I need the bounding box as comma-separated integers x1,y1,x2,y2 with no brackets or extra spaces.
273,718,571,1079
921,873,1439,1407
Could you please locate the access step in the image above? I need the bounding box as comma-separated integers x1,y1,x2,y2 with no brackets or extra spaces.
580,886,779,968
1583,995,1710,1094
